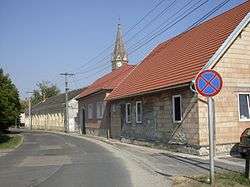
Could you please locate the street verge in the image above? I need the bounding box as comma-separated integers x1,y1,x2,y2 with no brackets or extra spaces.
173,172,250,187
0,132,24,153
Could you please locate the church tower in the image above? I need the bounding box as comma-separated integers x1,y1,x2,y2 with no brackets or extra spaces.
112,24,128,71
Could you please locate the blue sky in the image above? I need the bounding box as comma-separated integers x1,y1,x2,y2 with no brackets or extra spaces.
0,0,245,99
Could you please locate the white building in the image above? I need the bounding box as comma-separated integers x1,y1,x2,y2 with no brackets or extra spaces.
25,88,86,133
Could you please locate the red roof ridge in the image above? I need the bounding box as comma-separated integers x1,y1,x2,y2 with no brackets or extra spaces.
104,63,139,100
77,64,135,99
90,64,134,88
145,1,250,62
91,64,134,85
106,1,250,100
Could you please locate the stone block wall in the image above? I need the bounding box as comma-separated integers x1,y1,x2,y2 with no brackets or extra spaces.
111,87,199,147
110,103,122,138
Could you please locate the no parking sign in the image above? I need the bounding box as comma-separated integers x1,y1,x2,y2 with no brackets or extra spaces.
195,69,223,97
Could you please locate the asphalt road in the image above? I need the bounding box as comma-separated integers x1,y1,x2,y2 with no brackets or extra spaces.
0,130,132,187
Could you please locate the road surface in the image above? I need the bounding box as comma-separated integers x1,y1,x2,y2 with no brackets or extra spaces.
0,130,133,187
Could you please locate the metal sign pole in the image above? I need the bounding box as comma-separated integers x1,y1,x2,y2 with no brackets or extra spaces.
208,97,215,185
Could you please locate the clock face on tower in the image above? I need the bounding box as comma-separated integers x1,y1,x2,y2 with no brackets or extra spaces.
117,61,122,67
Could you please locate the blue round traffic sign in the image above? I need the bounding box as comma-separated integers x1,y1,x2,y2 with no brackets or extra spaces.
195,69,223,97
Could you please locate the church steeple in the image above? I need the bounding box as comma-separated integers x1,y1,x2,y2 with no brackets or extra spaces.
112,23,128,71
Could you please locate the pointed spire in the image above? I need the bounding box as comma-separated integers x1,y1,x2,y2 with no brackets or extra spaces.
112,23,128,71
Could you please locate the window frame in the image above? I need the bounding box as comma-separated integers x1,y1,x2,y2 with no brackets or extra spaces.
136,101,142,123
125,103,131,123
87,103,94,120
238,93,250,122
96,101,103,119
172,95,182,123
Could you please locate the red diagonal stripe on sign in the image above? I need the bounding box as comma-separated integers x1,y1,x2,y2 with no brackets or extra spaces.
200,74,218,93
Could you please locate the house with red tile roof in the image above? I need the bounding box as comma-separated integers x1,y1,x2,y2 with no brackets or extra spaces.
106,1,250,155
76,24,135,136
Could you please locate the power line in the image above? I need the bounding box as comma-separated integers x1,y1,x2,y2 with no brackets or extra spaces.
74,54,111,74
75,0,196,76
64,0,226,84
127,0,202,52
124,0,167,35
188,0,231,29
74,0,196,76
74,0,173,74
128,0,209,55
73,64,111,82
70,0,229,89
125,0,178,44
67,0,167,74
43,0,235,95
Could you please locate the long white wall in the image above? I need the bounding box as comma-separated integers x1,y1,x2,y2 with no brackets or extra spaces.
25,98,80,133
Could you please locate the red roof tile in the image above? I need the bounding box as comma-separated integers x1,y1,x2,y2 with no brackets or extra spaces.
77,64,135,99
107,1,250,100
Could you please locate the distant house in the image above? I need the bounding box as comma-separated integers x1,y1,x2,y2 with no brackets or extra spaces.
27,88,85,132
76,24,135,137
107,2,250,155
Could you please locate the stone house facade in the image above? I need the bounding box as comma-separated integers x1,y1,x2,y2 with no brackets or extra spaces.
107,2,250,155
77,91,109,136
26,88,84,132
76,64,135,136
110,86,199,152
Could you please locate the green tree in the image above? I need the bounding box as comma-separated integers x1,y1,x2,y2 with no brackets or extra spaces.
0,68,21,130
31,81,60,105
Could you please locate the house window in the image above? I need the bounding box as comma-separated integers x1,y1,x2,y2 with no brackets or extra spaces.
125,103,131,123
136,101,142,123
112,104,116,112
96,102,104,119
172,95,182,123
87,104,93,119
238,94,250,121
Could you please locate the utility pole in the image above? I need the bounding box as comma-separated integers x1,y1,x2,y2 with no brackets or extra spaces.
60,73,74,133
26,91,34,130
